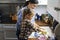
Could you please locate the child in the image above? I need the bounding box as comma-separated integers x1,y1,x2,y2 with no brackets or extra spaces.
19,8,36,40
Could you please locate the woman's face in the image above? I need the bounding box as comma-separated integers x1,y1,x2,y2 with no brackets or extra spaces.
29,3,38,9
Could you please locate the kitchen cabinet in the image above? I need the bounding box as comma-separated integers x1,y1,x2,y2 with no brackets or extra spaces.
26,0,47,5
47,0,60,23
38,0,47,5
0,24,4,40
0,31,4,40
0,0,26,3
0,24,17,40
3,24,17,40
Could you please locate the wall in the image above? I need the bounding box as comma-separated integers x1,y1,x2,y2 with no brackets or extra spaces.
34,5,47,16
47,0,59,21
57,11,60,23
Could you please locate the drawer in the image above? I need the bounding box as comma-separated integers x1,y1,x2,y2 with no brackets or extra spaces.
4,30,17,38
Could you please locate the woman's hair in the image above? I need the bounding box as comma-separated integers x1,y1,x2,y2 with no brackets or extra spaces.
23,1,30,7
23,0,38,7
23,8,34,19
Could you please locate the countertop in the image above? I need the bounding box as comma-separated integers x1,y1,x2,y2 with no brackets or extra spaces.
35,20,49,26
28,26,55,39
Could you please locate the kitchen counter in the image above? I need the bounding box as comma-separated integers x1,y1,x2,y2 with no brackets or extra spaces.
35,20,49,26
28,26,55,40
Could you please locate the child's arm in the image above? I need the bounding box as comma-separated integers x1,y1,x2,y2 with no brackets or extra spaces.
29,22,40,32
33,23,40,29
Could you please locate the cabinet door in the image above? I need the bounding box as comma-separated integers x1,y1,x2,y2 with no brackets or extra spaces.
0,31,4,40
3,24,17,40
38,0,47,5
4,29,18,40
0,25,4,40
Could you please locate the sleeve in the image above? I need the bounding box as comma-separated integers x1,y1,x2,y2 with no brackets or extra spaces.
16,9,23,38
17,9,23,24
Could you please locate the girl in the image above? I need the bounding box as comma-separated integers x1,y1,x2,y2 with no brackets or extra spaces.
19,8,37,40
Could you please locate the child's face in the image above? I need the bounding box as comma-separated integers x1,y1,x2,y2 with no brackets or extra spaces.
26,14,34,20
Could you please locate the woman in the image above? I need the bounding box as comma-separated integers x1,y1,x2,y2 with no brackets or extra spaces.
16,0,39,40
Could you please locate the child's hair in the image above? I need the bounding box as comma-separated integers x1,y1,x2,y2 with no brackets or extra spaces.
23,8,34,19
